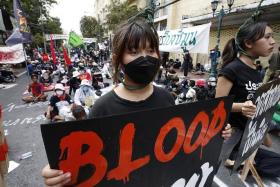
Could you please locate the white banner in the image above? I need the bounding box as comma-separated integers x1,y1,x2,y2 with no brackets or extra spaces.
158,23,211,54
45,34,68,41
0,44,25,64
45,34,96,43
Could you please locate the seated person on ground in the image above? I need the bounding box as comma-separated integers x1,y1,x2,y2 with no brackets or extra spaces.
74,79,95,112
22,74,47,103
45,84,73,122
40,70,53,86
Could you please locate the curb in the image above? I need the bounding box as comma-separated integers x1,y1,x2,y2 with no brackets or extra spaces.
16,71,27,77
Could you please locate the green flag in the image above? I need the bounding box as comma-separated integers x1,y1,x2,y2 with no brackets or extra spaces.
68,31,84,47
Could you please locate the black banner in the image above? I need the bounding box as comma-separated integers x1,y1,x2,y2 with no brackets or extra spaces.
41,97,233,187
234,79,280,170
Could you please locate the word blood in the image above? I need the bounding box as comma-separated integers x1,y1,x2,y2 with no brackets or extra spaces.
58,101,226,187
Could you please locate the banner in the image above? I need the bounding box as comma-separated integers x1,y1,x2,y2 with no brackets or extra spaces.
45,34,96,44
41,97,233,187
6,0,32,45
62,45,71,66
68,31,84,47
45,34,68,41
233,78,280,170
0,9,13,32
50,35,57,65
0,44,25,64
158,23,211,54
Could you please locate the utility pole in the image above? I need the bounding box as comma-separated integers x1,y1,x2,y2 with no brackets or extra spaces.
39,6,47,53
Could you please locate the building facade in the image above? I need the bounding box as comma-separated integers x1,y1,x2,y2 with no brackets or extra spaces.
94,0,280,66
93,0,130,24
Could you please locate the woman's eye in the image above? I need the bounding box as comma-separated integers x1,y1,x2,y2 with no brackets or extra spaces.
147,49,155,53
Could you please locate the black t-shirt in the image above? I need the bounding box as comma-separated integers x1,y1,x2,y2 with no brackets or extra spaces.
89,86,175,118
49,94,73,116
219,58,262,130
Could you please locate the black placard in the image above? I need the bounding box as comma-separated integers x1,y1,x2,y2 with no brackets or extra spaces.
41,97,233,187
234,79,280,170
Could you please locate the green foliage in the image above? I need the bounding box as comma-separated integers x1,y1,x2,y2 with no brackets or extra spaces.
43,17,63,34
0,0,62,47
80,16,104,39
105,0,140,31
33,33,44,47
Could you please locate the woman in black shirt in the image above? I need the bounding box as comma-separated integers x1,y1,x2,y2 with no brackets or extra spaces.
216,21,275,130
216,21,275,162
42,18,232,186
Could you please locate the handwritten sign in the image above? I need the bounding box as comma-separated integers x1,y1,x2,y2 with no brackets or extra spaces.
234,79,280,170
41,97,232,187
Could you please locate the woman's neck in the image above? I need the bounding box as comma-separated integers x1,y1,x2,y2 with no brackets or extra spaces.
239,55,256,69
114,83,154,102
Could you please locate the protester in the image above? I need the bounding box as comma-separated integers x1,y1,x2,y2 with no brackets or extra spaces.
216,21,275,163
69,71,80,95
45,84,73,122
74,79,95,109
26,60,33,76
182,50,192,77
39,70,53,86
41,18,232,186
263,46,280,83
22,74,47,103
57,75,69,87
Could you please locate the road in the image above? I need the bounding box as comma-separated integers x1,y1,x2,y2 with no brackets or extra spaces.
1,71,280,187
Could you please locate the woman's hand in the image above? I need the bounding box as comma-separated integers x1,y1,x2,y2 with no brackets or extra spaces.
42,164,71,187
241,100,256,118
222,123,232,140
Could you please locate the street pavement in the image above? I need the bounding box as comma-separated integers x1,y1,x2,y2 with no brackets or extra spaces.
1,70,280,187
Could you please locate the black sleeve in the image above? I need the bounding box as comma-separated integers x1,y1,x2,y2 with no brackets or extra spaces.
49,96,56,107
218,65,236,83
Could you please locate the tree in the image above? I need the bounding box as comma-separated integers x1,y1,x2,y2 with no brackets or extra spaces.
43,17,63,35
0,0,62,47
80,16,104,41
33,33,44,47
105,0,140,31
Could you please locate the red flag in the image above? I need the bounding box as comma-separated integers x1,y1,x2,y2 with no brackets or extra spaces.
50,34,57,65
62,45,71,66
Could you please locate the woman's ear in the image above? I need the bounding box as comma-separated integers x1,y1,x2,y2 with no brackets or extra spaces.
244,40,253,49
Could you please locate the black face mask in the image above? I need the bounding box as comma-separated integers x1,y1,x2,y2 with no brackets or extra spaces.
123,55,160,85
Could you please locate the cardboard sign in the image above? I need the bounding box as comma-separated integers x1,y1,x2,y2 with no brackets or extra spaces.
234,79,280,170
41,97,233,187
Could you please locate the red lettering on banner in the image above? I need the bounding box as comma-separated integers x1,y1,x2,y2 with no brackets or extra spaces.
56,100,227,186
202,101,226,146
107,123,150,183
154,117,186,162
183,111,209,157
0,52,14,62
59,131,108,187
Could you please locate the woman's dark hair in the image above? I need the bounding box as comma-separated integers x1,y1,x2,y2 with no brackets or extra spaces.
222,22,268,67
112,18,160,83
